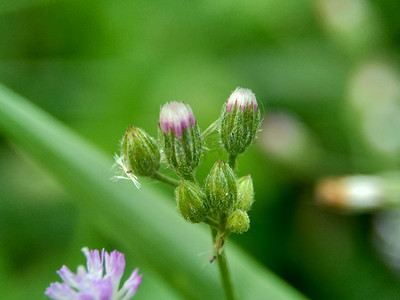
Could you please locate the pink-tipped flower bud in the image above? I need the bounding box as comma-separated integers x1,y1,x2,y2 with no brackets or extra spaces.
226,87,258,113
221,87,262,155
159,102,196,138
158,101,203,179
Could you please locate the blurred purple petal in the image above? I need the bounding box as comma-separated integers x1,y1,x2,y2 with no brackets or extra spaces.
45,282,77,299
117,269,143,300
45,248,142,300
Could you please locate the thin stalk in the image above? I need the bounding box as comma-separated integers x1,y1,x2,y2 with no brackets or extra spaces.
205,217,219,229
210,213,236,300
201,119,220,139
186,172,197,183
152,172,180,187
217,248,236,300
210,226,217,243
228,153,237,170
210,226,217,263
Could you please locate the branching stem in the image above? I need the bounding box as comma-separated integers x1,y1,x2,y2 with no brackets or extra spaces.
152,172,180,187
205,217,219,229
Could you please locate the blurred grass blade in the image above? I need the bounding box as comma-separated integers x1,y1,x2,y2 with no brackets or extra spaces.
0,83,304,300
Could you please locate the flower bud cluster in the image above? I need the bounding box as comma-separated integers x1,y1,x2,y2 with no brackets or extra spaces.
115,87,260,256
204,161,254,234
115,101,202,186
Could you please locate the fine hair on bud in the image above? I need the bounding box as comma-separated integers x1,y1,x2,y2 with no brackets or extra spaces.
158,101,203,179
205,160,238,214
175,180,208,223
236,175,254,211
220,87,262,155
227,209,250,234
121,126,160,177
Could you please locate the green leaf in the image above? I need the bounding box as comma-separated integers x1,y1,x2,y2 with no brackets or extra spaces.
0,83,305,300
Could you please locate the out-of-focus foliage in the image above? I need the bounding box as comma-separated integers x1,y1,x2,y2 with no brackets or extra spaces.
1,0,400,299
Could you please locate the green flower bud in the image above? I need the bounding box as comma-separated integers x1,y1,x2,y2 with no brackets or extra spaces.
220,87,261,155
158,102,203,180
120,126,160,177
227,209,250,234
236,175,254,211
175,180,207,223
205,160,237,214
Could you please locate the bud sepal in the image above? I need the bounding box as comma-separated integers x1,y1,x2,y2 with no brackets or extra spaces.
176,180,208,223
227,209,250,234
120,126,160,177
236,175,254,211
205,160,238,214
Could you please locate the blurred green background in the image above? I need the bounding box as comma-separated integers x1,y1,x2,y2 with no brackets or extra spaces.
1,0,400,299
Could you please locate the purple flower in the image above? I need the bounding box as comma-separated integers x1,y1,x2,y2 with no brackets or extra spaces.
45,248,142,300
226,87,258,113
159,101,196,138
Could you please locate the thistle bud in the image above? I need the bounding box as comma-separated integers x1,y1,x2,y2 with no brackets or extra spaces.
227,209,250,234
205,160,237,214
220,87,261,155
236,175,254,211
175,180,207,223
158,102,203,179
120,126,160,177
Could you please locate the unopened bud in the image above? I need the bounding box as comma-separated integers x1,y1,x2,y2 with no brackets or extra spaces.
175,180,207,223
158,102,203,179
205,160,237,214
227,209,250,234
121,126,160,177
236,175,254,211
220,87,261,155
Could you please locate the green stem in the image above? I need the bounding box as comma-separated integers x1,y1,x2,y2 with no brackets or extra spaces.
209,214,236,300
217,248,236,300
210,226,217,243
228,153,237,170
152,172,180,187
